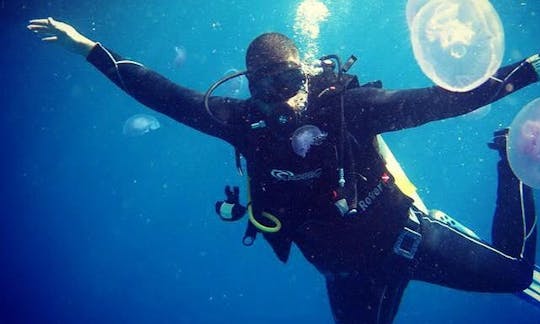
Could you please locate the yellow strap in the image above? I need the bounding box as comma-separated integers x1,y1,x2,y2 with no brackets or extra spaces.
377,135,428,214
246,178,282,233
248,206,282,233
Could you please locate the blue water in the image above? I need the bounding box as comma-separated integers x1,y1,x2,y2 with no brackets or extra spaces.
2,1,540,323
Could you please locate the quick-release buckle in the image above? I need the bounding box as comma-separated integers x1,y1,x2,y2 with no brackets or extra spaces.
393,227,422,260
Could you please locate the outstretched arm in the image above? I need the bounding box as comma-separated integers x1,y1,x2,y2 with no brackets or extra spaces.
27,18,244,145
27,17,96,56
347,57,540,135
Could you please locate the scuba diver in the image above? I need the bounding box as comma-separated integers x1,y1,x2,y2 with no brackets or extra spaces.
28,17,539,324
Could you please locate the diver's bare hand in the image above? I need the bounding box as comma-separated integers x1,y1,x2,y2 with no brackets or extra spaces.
27,17,97,57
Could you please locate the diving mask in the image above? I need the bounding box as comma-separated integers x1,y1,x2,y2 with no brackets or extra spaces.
248,62,306,103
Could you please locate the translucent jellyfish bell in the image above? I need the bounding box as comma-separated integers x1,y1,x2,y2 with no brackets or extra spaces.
213,68,247,98
508,98,540,188
173,46,187,68
406,0,429,28
123,114,160,137
291,125,327,158
410,0,504,92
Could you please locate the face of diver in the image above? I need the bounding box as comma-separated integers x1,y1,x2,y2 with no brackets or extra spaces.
248,61,306,104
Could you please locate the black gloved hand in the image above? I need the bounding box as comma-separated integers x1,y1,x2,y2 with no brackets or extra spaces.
225,185,240,204
215,185,247,221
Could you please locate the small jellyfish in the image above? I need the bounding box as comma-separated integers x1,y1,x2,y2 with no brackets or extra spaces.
410,0,504,92
291,125,327,158
123,114,160,137
508,98,540,188
173,46,187,68
213,68,247,98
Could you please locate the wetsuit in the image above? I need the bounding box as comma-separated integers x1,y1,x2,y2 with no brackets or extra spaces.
87,43,538,324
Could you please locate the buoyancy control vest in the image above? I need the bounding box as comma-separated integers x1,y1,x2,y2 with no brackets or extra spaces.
218,57,409,257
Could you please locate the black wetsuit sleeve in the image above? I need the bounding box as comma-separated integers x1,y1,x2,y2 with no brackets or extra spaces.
346,60,539,135
86,43,243,145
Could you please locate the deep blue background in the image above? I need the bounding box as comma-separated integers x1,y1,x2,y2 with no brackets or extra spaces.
1,1,540,323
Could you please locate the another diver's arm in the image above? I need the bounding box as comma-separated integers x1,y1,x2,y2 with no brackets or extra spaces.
348,57,539,134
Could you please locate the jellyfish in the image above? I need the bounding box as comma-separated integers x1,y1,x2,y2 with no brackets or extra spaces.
291,125,327,158
173,46,187,68
123,114,160,137
508,98,540,188
213,68,247,98
410,0,504,92
516,120,540,161
406,0,430,28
